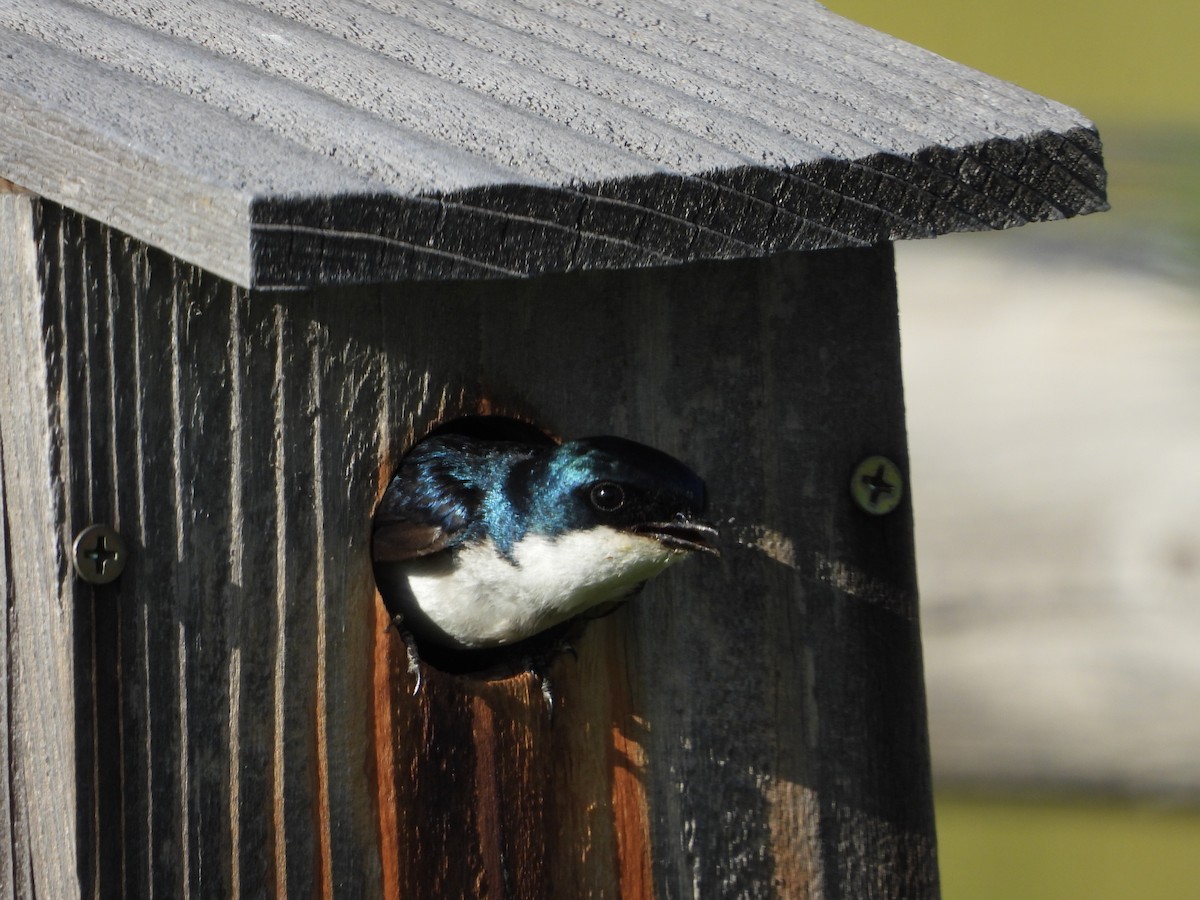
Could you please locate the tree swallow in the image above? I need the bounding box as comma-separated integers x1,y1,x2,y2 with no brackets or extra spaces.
372,431,719,662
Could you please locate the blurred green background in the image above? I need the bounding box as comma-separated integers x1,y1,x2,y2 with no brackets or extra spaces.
826,0,1200,275
821,3,1200,899
824,0,1199,123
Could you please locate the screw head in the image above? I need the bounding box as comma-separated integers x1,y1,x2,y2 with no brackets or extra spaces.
850,456,904,515
72,524,127,584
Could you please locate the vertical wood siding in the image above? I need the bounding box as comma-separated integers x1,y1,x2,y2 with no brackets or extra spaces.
1,197,935,898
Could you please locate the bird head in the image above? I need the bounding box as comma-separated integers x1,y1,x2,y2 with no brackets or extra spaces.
512,436,719,555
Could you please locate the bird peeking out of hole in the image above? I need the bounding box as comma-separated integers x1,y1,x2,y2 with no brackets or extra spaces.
372,430,719,696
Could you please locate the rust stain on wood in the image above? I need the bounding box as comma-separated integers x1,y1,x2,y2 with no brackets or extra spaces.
470,695,507,900
369,424,403,900
606,631,653,900
768,779,824,900
540,623,621,897
371,597,402,900
610,720,652,900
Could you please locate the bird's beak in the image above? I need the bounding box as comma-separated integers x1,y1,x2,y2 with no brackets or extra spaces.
630,520,721,557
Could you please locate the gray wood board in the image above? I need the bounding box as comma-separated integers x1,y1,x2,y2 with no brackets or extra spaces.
13,198,934,898
0,191,81,899
1,0,1106,288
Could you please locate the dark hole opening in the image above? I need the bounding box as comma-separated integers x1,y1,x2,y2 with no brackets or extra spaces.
423,414,557,446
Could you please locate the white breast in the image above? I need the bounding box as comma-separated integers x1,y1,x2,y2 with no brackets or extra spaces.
397,526,685,649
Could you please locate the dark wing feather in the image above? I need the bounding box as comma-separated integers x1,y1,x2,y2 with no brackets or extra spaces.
372,520,457,563
371,437,487,563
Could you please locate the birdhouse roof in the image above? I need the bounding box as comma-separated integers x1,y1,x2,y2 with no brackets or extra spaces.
1,0,1107,289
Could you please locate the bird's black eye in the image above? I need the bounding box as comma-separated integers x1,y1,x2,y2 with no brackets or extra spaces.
589,482,625,512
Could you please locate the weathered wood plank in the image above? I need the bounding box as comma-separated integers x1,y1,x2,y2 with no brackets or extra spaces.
0,192,81,899
0,422,35,900
1,0,1105,288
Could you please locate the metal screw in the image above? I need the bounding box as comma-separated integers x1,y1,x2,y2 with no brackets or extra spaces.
850,456,904,515
72,524,127,584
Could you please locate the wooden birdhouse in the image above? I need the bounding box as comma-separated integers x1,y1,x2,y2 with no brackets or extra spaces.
0,2,1106,898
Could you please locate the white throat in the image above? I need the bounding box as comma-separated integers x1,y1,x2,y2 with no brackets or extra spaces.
396,526,686,649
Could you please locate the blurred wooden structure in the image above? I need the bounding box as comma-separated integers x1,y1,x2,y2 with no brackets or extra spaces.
0,2,1105,897
899,243,1200,800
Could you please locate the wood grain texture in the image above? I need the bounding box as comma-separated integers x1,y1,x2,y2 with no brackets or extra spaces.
0,193,82,899
1,0,1105,288
7,200,935,898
